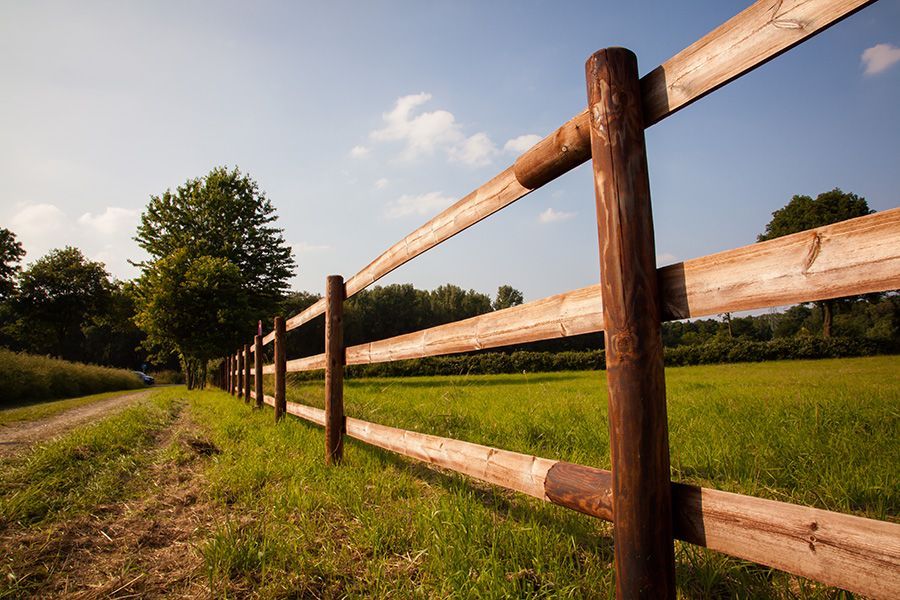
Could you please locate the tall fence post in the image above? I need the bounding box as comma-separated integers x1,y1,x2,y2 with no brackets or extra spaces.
254,334,263,408
225,356,230,392
243,343,252,404
585,47,675,599
324,275,345,465
274,316,286,422
231,352,237,396
236,349,243,399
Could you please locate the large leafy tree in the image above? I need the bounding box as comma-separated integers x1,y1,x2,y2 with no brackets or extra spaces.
493,285,524,311
134,166,295,385
14,247,112,359
0,228,25,301
758,188,873,337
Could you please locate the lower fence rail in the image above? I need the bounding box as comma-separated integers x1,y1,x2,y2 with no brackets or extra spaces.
247,391,900,599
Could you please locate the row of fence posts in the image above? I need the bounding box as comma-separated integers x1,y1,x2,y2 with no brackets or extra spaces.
214,48,678,598
219,275,345,464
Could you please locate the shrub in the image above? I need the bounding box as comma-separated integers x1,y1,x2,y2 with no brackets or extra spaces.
0,349,143,406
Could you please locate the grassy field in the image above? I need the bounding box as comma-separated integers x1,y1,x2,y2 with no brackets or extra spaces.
1,356,897,597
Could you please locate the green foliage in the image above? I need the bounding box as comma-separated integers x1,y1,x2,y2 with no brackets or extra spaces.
493,284,524,310
10,247,112,361
0,348,143,405
0,227,25,301
134,167,295,384
757,188,873,242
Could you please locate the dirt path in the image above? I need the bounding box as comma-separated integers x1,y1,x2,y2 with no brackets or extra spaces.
0,389,156,457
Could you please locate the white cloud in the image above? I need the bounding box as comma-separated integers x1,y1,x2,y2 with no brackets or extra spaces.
656,252,678,265
10,203,66,238
538,207,575,224
374,177,389,189
386,191,456,219
449,132,498,167
368,93,497,166
77,206,139,235
350,145,370,158
861,43,900,75
504,134,543,154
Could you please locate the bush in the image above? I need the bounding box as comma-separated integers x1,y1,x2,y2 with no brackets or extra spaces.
0,349,143,406
151,369,184,384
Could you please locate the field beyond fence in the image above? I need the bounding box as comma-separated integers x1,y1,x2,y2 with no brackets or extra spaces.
218,0,900,597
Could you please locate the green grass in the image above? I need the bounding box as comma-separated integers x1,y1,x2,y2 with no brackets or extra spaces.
0,348,143,406
0,388,152,426
0,389,179,526
193,355,897,597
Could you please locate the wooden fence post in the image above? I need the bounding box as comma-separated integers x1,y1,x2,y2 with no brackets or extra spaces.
274,316,286,422
324,275,345,465
225,356,230,392
236,350,243,398
231,353,237,396
254,334,263,408
585,47,675,599
243,343,251,404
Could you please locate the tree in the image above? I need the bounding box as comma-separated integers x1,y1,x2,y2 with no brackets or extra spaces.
0,228,25,301
758,188,873,337
493,285,524,311
14,247,112,359
134,166,295,385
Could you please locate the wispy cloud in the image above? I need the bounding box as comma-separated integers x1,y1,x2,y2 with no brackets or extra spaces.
10,203,66,238
350,145,370,158
292,241,332,254
374,177,389,189
386,191,456,219
861,43,900,75
538,207,575,224
77,206,139,235
449,132,497,167
503,134,542,154
368,93,497,166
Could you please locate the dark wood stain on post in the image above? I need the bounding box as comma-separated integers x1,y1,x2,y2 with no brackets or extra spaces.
274,316,287,422
254,334,264,409
586,47,675,599
236,350,243,399
324,275,345,465
544,462,614,521
243,343,251,404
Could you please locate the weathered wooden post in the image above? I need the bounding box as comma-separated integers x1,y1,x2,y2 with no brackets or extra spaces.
585,47,675,599
236,349,243,399
243,343,252,404
274,316,286,422
254,334,263,408
324,275,345,465
225,356,230,392
231,353,237,396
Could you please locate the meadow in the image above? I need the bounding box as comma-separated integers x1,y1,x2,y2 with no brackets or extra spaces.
1,356,897,597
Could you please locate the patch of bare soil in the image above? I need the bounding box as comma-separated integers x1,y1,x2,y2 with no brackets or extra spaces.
0,390,155,458
1,408,227,599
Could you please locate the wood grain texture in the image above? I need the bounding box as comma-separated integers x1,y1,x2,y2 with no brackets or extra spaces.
324,275,345,465
345,416,557,500
274,316,287,422
587,47,675,598
286,353,326,373
340,208,899,365
285,298,326,333
660,207,900,319
544,461,613,521
254,335,263,409
343,167,529,299
345,285,603,365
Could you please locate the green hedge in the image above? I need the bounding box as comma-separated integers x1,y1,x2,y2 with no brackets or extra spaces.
0,349,143,406
284,336,896,381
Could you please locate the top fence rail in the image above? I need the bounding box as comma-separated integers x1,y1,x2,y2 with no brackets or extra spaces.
255,0,875,350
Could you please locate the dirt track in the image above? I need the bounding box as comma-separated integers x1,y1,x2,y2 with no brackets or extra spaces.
0,389,156,458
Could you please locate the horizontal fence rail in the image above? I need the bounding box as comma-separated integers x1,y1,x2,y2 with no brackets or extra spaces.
252,0,874,352
226,1,898,596
248,391,900,599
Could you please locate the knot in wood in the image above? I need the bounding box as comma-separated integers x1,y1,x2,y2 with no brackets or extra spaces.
612,332,637,357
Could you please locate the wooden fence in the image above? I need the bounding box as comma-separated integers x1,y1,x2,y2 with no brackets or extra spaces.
219,1,900,597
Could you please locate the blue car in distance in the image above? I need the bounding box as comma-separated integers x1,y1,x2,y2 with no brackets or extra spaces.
134,371,155,385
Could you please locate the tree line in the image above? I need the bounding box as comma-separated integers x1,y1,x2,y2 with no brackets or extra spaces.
1,167,895,386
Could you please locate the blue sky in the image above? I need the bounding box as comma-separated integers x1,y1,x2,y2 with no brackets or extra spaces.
1,0,898,304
